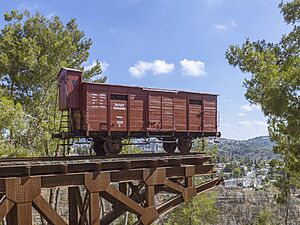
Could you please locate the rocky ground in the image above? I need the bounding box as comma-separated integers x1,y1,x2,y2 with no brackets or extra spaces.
31,186,300,225
216,187,300,225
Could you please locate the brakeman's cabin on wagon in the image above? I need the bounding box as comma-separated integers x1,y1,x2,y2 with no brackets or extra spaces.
53,68,220,155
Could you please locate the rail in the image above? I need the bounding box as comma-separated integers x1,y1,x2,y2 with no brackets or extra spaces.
0,153,222,225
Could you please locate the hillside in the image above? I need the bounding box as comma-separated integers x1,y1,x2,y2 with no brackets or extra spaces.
217,136,279,161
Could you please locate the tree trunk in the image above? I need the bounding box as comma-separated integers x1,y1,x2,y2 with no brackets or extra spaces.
40,214,45,225
49,189,54,207
48,188,55,225
284,196,290,225
100,195,105,217
125,212,129,225
54,188,60,211
44,141,49,156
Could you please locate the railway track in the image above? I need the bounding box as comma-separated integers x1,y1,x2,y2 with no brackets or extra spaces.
0,151,205,164
0,152,212,178
0,151,220,225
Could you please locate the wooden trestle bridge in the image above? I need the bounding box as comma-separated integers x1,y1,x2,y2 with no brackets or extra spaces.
0,153,222,225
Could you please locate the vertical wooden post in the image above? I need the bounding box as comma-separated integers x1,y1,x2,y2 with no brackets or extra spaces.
68,187,79,225
5,177,41,225
184,166,195,188
89,192,100,225
119,182,127,195
16,203,32,225
185,176,193,187
85,172,110,225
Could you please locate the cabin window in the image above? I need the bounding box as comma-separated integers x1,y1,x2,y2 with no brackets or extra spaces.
111,94,128,101
189,99,202,105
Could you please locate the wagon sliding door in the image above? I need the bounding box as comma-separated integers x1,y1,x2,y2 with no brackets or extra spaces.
148,92,174,131
188,99,202,131
148,93,161,130
110,94,128,131
203,95,217,132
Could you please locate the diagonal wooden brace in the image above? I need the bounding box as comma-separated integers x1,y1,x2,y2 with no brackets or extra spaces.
33,195,67,225
0,198,14,220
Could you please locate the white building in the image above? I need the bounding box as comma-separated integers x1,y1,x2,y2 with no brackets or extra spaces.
224,178,238,188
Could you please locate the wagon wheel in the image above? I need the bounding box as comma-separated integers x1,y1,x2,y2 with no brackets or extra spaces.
163,142,177,153
104,140,123,155
93,139,106,156
178,138,192,153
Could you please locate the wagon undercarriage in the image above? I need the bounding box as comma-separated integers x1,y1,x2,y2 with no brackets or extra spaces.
54,68,220,156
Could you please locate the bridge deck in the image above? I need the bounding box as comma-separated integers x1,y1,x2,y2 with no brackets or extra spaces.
0,153,222,225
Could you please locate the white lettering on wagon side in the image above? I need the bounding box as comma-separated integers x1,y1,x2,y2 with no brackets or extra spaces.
89,93,107,109
113,102,126,111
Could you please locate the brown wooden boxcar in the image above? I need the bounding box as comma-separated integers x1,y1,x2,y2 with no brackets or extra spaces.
55,68,220,155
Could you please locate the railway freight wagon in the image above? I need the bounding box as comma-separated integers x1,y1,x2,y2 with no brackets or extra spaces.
55,67,220,155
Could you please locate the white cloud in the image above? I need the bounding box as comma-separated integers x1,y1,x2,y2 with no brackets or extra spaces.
214,21,237,31
238,120,267,128
46,12,56,19
254,121,268,127
237,112,246,117
100,61,109,72
240,104,260,112
84,60,109,72
108,28,117,35
214,24,227,31
180,59,206,77
129,60,175,78
17,3,39,11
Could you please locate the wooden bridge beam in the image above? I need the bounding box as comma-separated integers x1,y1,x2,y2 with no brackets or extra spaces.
0,154,222,225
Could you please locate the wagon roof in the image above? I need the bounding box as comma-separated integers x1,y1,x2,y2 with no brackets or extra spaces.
82,81,219,96
58,67,83,76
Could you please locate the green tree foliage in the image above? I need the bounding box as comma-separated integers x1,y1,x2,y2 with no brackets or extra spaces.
232,167,242,178
115,212,137,225
269,159,295,225
0,10,106,156
165,192,219,225
121,140,143,154
253,209,273,225
0,94,28,156
226,0,299,174
192,138,218,161
0,96,25,137
226,0,300,220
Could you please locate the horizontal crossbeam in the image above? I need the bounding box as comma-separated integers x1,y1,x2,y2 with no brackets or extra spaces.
0,153,222,225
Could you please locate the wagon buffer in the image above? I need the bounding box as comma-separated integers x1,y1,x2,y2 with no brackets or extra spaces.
54,68,220,155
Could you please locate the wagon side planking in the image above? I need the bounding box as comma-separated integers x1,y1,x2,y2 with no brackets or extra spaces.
54,67,220,155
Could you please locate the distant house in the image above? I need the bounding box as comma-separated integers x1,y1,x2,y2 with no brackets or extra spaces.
216,163,225,173
134,138,161,152
224,179,238,188
242,178,252,188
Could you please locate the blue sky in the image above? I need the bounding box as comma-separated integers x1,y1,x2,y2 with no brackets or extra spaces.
0,0,290,140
